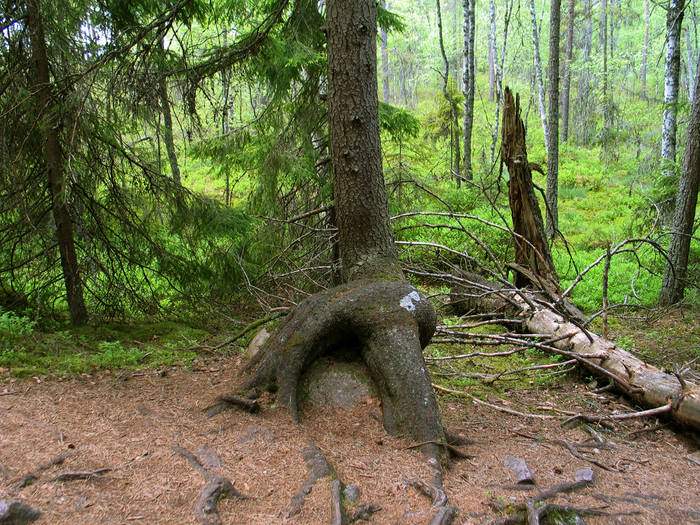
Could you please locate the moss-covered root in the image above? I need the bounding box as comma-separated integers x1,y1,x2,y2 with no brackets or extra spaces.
235,279,443,444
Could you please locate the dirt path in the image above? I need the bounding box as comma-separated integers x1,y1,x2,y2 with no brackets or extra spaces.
1,359,699,524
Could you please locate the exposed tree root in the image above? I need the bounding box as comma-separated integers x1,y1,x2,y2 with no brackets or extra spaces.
349,503,382,522
286,445,333,518
236,279,444,446
50,468,111,482
429,505,457,525
171,445,246,525
330,478,346,525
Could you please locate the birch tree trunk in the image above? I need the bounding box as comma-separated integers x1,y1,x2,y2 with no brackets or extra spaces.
545,0,561,239
659,54,700,305
488,0,497,101
463,0,475,181
560,0,575,143
661,0,685,180
641,0,649,98
529,0,549,147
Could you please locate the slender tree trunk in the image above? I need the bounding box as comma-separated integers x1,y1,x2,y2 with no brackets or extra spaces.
437,0,461,187
529,0,549,147
489,0,513,166
462,0,475,181
561,0,575,143
601,0,609,134
26,0,88,326
488,0,497,100
222,32,231,205
659,55,700,306
159,41,181,186
545,0,561,239
381,0,391,103
327,0,402,282
641,0,649,98
661,0,685,180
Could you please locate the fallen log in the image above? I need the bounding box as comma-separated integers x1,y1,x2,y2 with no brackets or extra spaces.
450,272,700,431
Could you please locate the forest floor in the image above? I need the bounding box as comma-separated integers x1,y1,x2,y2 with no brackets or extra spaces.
1,314,699,524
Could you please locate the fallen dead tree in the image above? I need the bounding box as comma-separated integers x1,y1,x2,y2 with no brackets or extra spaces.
448,270,700,431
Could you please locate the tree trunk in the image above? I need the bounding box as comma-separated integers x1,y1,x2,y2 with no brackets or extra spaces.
26,0,88,326
560,0,575,143
529,0,549,147
381,0,391,103
327,0,402,283
601,0,612,135
235,0,446,458
501,88,559,288
452,273,700,431
659,54,700,305
222,32,231,205
545,0,561,239
661,0,685,180
462,0,475,181
488,0,497,101
437,0,462,188
641,0,649,98
159,41,182,186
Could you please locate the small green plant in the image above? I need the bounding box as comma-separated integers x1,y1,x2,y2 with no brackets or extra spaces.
0,310,36,342
92,341,143,369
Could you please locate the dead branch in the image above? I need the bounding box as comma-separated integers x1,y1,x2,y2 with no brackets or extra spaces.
433,384,565,420
50,468,111,482
214,311,286,350
550,438,613,471
562,402,673,427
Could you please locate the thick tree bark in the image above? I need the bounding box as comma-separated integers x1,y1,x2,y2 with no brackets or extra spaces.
560,0,575,143
545,0,561,239
528,0,549,147
641,0,649,98
661,0,685,179
26,0,88,326
501,88,559,288
659,54,700,305
462,0,475,181
380,0,391,103
327,0,402,282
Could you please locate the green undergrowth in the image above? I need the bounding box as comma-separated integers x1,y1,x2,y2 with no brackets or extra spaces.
0,312,222,378
426,316,569,399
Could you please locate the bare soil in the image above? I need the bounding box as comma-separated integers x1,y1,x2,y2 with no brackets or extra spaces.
1,357,699,524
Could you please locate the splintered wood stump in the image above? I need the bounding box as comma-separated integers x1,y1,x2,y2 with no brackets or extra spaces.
501,87,559,289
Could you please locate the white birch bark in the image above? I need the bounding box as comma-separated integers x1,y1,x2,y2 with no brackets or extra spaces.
529,0,549,147
661,0,685,178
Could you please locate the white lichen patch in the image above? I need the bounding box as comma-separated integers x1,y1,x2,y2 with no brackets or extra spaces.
399,290,422,312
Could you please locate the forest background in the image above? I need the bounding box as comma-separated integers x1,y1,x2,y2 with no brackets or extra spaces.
0,0,698,380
